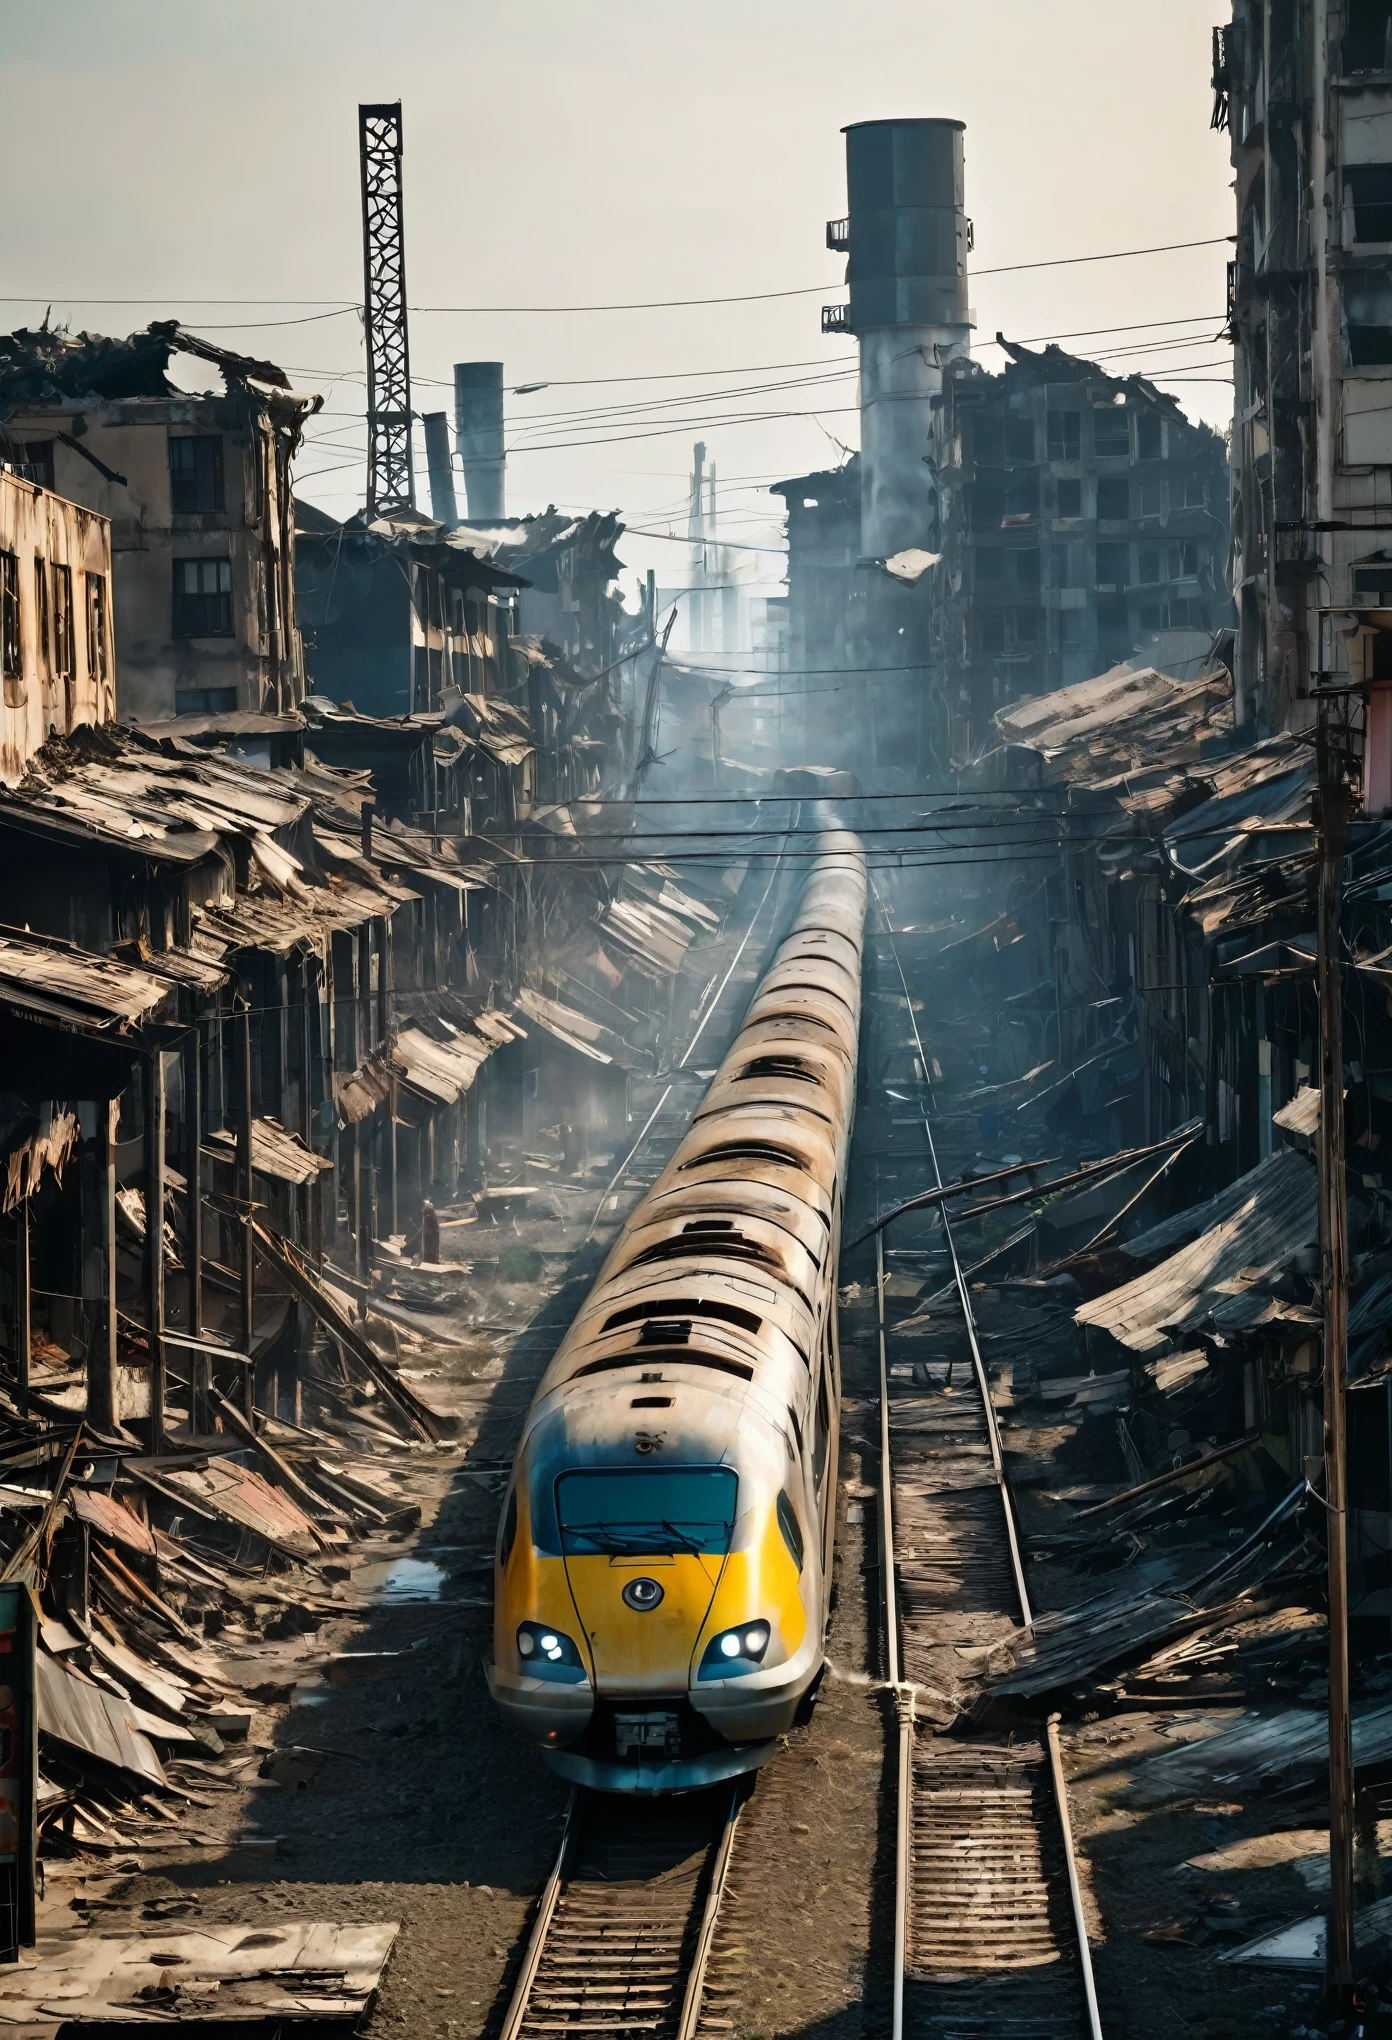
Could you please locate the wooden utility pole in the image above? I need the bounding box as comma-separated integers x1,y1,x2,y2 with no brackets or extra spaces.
1316,729,1355,2009
144,1049,167,1456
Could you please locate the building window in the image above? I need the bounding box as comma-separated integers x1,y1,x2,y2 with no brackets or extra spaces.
1097,595,1132,650
1096,541,1129,589
172,557,233,637
52,564,73,681
1169,541,1200,580
1004,473,1038,521
1004,414,1035,462
1056,478,1082,518
169,435,225,514
1140,477,1166,519
1348,168,1392,242
86,574,109,685
1047,411,1081,462
32,558,49,675
1093,402,1131,457
971,414,1004,467
1139,547,1163,585
1344,268,1392,365
0,552,19,703
13,442,55,491
1010,549,1041,594
1355,556,1392,602
1344,2,1392,74
976,548,1005,584
1136,412,1164,461
1097,477,1130,521
1139,603,1163,633
174,686,238,717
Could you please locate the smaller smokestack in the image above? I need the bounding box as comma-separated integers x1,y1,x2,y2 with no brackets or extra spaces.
422,412,458,526
454,362,505,522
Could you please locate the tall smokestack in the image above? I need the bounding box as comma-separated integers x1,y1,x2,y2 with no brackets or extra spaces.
454,362,505,522
835,119,972,559
422,412,458,525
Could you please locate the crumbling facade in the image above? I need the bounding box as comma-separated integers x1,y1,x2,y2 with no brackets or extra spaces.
1221,0,1392,749
931,342,1232,757
0,323,319,722
0,469,115,777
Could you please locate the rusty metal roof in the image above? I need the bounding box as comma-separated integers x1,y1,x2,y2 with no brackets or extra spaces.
1075,1148,1318,1353
0,933,175,1036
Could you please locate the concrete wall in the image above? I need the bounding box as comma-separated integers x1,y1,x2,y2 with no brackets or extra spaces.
0,470,115,780
2,392,301,723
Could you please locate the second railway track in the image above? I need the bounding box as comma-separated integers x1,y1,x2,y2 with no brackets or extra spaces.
868,907,1103,2040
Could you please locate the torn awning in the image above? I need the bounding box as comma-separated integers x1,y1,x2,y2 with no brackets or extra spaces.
158,1456,322,1558
0,937,175,1038
1074,1147,1318,1353
204,1116,332,1187
37,1649,166,1787
392,1008,526,1105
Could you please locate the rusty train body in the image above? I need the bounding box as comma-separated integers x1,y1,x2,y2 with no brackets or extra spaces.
487,828,867,1792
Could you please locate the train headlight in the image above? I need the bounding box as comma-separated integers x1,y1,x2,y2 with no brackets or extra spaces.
697,1620,772,1680
516,1622,587,1683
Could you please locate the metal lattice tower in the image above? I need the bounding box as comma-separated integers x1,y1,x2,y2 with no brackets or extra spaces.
359,101,415,514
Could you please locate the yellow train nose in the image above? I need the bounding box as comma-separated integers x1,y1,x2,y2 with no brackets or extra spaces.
564,1555,721,1693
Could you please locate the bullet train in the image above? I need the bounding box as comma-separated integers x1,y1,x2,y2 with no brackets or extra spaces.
487,828,866,1792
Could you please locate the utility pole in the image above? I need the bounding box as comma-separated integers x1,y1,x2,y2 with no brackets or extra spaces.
1316,712,1355,2012
688,442,706,653
359,102,414,515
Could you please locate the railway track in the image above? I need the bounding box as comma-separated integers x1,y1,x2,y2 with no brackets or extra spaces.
867,906,1103,2040
498,1788,741,2040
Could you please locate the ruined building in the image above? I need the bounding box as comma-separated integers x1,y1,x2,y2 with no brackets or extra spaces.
0,468,116,775
1220,0,1392,749
0,323,318,722
930,340,1231,757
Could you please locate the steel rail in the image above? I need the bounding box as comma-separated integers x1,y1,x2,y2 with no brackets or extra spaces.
673,1785,742,2040
869,882,1032,1629
1047,1713,1105,2040
498,1790,583,2040
869,895,1103,2039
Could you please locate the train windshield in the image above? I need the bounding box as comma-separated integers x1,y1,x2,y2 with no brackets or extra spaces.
555,1468,737,1556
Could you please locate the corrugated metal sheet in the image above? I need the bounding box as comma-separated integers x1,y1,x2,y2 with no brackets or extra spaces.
994,664,1232,777
514,987,613,1065
160,1455,321,1557
0,938,174,1036
1273,1085,1321,1137
204,1116,332,1187
71,1486,157,1556
1075,1148,1317,1352
37,1649,166,1786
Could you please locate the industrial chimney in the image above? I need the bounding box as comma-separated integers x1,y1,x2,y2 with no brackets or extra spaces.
454,362,505,522
422,411,458,526
832,119,972,559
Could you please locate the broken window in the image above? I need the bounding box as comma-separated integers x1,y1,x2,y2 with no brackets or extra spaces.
1136,411,1164,460
1097,477,1130,521
0,552,19,700
1004,473,1038,520
1093,402,1131,457
1096,541,1129,588
51,564,73,682
1140,477,1166,519
1047,411,1081,462
1344,0,1392,73
14,441,55,491
32,558,49,676
1056,478,1082,518
980,611,1006,654
976,548,1005,583
1139,547,1163,585
970,413,1004,466
1097,594,1132,651
1139,602,1163,633
85,573,109,685
1004,414,1035,461
1344,267,1392,365
970,476,1005,530
174,686,238,716
169,435,225,514
172,557,233,637
1184,476,1206,508
1169,542,1200,580
1009,549,1041,594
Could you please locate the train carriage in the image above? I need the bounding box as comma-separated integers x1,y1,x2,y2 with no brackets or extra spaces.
488,829,867,1792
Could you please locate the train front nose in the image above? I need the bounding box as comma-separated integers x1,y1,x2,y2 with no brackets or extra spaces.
564,1555,721,1695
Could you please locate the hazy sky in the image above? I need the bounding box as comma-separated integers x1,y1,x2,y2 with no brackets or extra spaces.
2,0,1234,598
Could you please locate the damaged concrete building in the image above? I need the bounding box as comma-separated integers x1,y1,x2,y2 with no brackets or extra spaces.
0,323,318,721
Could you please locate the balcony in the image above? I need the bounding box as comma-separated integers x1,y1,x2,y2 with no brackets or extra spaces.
826,216,850,253
821,303,849,335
